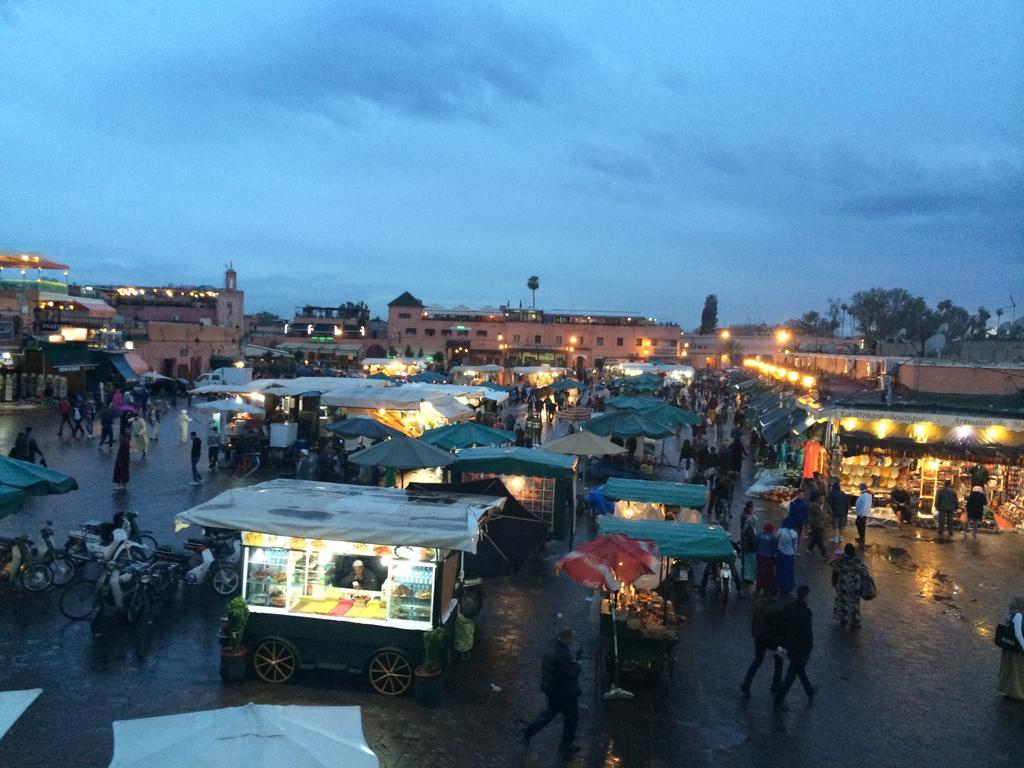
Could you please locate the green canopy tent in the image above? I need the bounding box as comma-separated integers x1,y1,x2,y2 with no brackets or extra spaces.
367,372,395,382
479,381,512,393
349,436,456,472
324,417,405,441
411,371,448,383
606,395,662,411
550,379,582,392
614,372,662,392
582,411,673,440
419,422,514,450
451,447,577,541
597,517,735,562
602,477,707,511
0,458,79,520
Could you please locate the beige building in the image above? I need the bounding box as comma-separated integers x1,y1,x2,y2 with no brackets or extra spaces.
387,292,680,370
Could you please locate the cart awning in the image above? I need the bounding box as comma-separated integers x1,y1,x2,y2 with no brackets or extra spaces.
452,446,577,480
175,479,505,553
597,517,735,561
603,478,707,509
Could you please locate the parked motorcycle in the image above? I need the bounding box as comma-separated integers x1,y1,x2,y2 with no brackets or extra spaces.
181,529,241,596
63,511,157,565
0,535,53,592
33,521,76,586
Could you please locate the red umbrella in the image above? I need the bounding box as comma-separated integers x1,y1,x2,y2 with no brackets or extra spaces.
556,533,660,591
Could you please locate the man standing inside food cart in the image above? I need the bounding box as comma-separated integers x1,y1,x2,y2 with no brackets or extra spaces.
338,559,380,591
521,627,581,760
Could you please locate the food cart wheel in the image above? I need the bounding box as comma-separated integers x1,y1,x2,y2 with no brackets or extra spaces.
252,639,298,684
368,650,413,696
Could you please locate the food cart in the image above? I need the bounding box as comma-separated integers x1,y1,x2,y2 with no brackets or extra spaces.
595,516,736,677
176,480,506,695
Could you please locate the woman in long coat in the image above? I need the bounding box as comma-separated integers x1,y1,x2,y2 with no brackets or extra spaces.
832,543,868,628
130,416,148,458
113,439,130,489
965,486,986,537
998,595,1024,700
754,523,777,594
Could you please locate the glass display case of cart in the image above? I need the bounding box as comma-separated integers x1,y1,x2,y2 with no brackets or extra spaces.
240,532,446,629
600,584,679,640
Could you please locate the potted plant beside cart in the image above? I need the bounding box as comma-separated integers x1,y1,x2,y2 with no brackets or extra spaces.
219,597,250,683
414,626,446,706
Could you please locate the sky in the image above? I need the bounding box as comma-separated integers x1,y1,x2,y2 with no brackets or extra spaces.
1,1,1021,329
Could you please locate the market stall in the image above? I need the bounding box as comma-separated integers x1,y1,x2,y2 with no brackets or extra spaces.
826,407,1024,531
511,365,569,389
601,477,707,522
450,446,577,540
176,480,506,694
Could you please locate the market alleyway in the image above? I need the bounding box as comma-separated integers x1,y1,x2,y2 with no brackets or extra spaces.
1,406,1022,768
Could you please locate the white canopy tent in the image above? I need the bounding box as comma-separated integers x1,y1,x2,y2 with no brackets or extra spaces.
193,399,265,416
176,479,506,553
0,689,40,742
109,703,378,768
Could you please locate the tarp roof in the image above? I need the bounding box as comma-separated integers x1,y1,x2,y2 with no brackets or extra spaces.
37,291,116,318
603,477,707,509
41,345,97,371
124,352,149,374
597,517,735,561
420,422,514,450
107,353,138,382
176,479,505,553
453,446,577,480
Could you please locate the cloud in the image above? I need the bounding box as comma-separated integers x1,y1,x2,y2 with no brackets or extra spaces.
168,3,578,124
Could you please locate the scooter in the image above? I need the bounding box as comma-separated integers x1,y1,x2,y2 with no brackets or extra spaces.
0,535,53,592
64,511,157,565
181,529,241,596
90,559,152,633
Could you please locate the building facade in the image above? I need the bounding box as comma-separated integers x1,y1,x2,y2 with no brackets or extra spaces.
387,291,681,369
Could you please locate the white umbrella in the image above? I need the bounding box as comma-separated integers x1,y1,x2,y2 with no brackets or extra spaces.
194,398,265,417
0,689,41,741
109,703,378,768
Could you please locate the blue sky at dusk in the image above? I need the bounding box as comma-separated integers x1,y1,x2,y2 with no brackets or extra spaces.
1,1,1021,328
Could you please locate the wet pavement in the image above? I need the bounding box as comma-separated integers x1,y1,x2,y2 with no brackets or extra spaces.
1,405,1023,767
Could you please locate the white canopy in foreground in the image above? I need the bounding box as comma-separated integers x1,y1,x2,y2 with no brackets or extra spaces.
176,479,505,553
0,688,40,741
109,703,378,768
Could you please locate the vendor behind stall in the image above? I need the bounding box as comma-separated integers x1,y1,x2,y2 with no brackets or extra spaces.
338,559,381,591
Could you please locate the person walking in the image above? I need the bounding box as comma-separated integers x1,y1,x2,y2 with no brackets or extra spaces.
741,586,784,696
130,415,149,459
147,406,161,442
99,408,116,447
775,519,799,596
828,479,850,538
787,491,808,554
740,510,758,586
773,584,816,710
10,427,46,465
82,399,96,438
295,449,315,480
965,486,986,538
854,483,872,544
755,523,777,594
56,396,73,437
112,439,130,490
832,543,868,628
997,596,1024,701
70,401,85,438
207,427,221,471
934,480,959,539
807,491,830,560
521,627,581,760
177,409,194,444
189,431,202,485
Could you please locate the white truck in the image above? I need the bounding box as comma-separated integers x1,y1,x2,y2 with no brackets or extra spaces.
194,366,253,387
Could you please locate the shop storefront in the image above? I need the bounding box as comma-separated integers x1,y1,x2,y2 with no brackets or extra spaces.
825,407,1024,531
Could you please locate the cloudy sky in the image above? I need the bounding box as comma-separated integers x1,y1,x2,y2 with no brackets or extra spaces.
1,1,1021,328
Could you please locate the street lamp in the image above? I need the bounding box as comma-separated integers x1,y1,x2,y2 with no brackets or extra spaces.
720,329,730,339
776,328,791,344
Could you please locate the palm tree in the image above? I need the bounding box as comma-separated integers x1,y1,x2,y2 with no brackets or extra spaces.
527,276,539,307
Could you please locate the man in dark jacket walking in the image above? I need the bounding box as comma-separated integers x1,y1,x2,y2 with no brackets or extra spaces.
741,586,783,696
828,479,850,537
935,480,959,539
521,627,581,760
774,584,816,710
189,431,202,485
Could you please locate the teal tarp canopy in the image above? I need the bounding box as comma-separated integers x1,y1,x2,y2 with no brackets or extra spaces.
419,423,514,450
0,458,78,495
582,410,673,439
0,487,25,520
479,381,511,393
597,517,735,561
411,371,447,383
108,354,139,382
603,478,707,509
349,436,456,470
607,396,662,410
612,399,700,427
367,372,395,381
452,446,576,480
550,379,582,391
